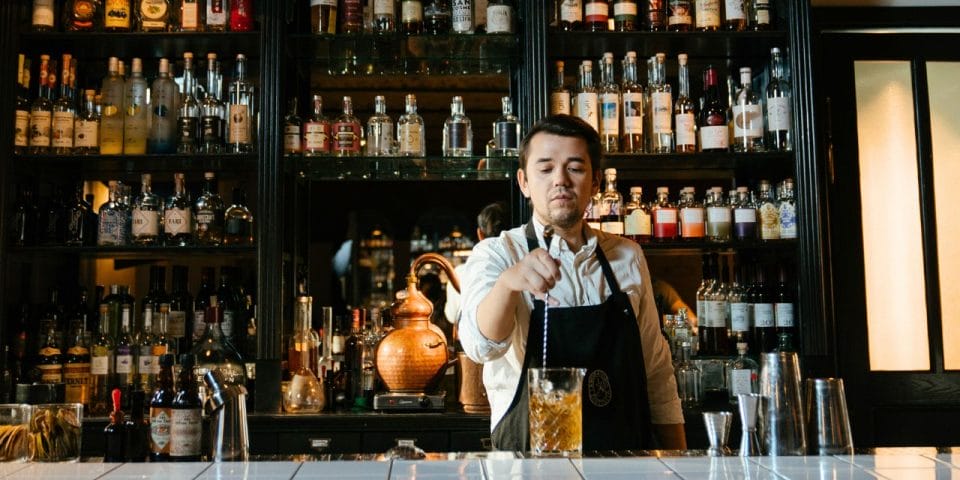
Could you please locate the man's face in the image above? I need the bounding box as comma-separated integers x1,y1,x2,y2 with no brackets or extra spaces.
517,132,600,230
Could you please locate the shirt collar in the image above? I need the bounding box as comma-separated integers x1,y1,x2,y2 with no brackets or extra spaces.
531,217,599,257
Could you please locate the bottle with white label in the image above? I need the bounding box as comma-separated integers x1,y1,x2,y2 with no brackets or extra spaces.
32,0,56,31
98,181,128,246
228,54,256,153
132,173,162,245
757,179,780,240
29,55,53,155
550,61,571,116
205,0,228,31
698,65,729,152
674,53,696,153
52,54,76,155
724,0,746,30
778,178,797,239
397,94,426,158
599,168,624,235
283,98,302,157
623,187,651,242
766,47,792,151
74,90,100,154
138,306,159,393
620,51,644,153
575,61,599,132
170,354,203,461
733,186,758,240
486,0,513,33
695,254,714,333
651,187,678,240
775,264,796,343
751,264,777,352
303,95,331,157
115,304,137,388
701,253,729,356
750,0,772,30
727,342,759,404
452,0,473,33
694,0,720,31
164,173,193,246
729,262,752,348
705,187,732,242
366,95,394,156
648,53,673,153
732,67,764,152
90,304,115,416
599,53,620,153
678,188,705,240
585,0,610,31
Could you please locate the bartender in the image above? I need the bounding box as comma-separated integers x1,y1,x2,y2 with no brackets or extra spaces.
459,115,686,451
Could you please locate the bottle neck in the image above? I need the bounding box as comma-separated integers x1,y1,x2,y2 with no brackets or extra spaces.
579,66,593,89
601,60,615,85
623,60,637,85
678,63,690,97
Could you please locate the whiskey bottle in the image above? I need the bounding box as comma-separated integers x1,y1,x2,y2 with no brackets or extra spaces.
179,0,202,31
574,60,598,132
766,47,792,151
38,324,64,384
14,55,31,154
366,95,394,156
177,52,200,153
205,0,228,31
620,52,643,153
65,182,97,246
192,268,215,345
732,67,764,153
340,0,363,33
148,58,180,154
442,96,473,157
170,354,202,461
397,94,425,158
90,304,116,415
64,319,92,407
694,0,720,31
200,53,224,153
98,181,127,246
750,0,771,30
599,168,624,235
149,353,174,461
698,65,729,153
312,0,338,34
599,52,620,153
104,0,133,32
373,0,397,33
64,0,102,31
556,0,582,31
585,0,609,31
195,172,225,245
424,0,451,34
400,0,423,34
29,55,53,155
549,61,570,116
612,0,637,31
123,58,149,155
667,0,691,31
303,95,331,157
283,98,302,157
224,187,254,245
724,0,746,31
227,54,256,153
52,54,76,155
138,0,174,31
33,0,57,31
74,90,100,154
674,53,696,153
229,0,254,31
645,0,664,30
132,173,162,245
164,173,193,246
100,57,125,155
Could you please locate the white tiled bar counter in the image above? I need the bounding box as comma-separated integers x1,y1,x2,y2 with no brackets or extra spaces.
1,449,959,480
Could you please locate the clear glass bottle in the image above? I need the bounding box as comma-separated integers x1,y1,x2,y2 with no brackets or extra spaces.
757,179,780,240
98,181,127,246
224,187,254,246
177,52,200,154
283,98,302,157
766,47,792,151
132,173,162,245
148,58,179,154
733,186,758,240
164,173,193,246
442,96,473,156
550,60,571,116
727,342,759,404
778,178,797,239
599,52,620,153
675,341,701,408
138,0,174,31
674,53,697,153
122,58,149,154
191,298,247,398
729,261,752,348
698,65,729,153
397,94,426,158
303,95,331,157
138,305,159,392
701,254,730,356
195,172,225,245
285,296,324,413
731,67,764,152
73,89,100,154
205,0,228,31
492,96,520,156
333,96,363,158
52,54,76,155
620,52,644,153
623,186,651,242
750,0,772,30
99,57,125,154
648,52,673,153
651,187,678,240
599,168,624,235
678,188,705,240
366,95,395,156
774,264,796,345
228,54,256,153
574,60,599,132
90,304,115,415
115,304,137,388
154,304,175,359
705,188,732,242
29,55,53,155
15,55,31,155
200,53,224,154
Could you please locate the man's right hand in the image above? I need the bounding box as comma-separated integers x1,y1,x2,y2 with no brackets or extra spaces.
476,248,561,343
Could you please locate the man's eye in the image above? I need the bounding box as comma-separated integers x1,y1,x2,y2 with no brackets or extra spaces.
539,168,552,174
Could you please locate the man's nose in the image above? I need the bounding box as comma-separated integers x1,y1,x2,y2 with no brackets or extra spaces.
552,168,571,186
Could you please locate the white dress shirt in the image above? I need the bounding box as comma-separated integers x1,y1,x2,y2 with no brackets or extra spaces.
459,218,684,431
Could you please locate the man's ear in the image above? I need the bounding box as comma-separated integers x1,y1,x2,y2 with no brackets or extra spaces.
517,168,531,198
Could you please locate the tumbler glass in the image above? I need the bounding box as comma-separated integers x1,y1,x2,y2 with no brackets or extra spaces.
527,367,586,457
804,378,854,455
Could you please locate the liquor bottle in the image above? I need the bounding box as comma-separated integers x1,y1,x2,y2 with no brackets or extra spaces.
65,183,96,246
33,0,57,31
574,61,599,132
648,53,673,153
104,0,132,31
169,266,192,352
678,188,705,240
624,187,651,242
142,265,169,322
100,58,125,154
778,178,797,239
667,0,691,31
98,181,127,246
195,172,225,245
74,90,100,154
288,296,321,378
174,53,200,153
619,52,643,153
154,306,176,360
612,0,637,31
729,262,752,348
123,390,150,462
724,0,745,30
180,0,202,31
52,54,76,155
699,65,729,153
675,342,700,408
774,264,796,344
585,0,609,31
131,174,161,245
192,268,215,345
727,342,758,403
116,304,137,388
218,267,244,343
598,168,624,235
230,0,254,31
170,354,202,462
104,388,126,462
205,0,227,31
63,0,101,30
400,0,423,34
549,61,571,116
200,53,224,153
283,98,302,157
123,58,149,154
366,95,394,156
90,304,115,415
228,54,256,153
651,187,678,240
14,55,31,154
556,0,582,30
757,179,779,240
302,95,331,157
164,173,193,246
424,0,451,34
11,185,38,247
344,309,365,408
674,53,696,153
486,0,513,33
340,0,363,33
37,324,63,384
751,264,777,353
191,299,247,394
397,94,426,157
138,306,159,392
645,0,664,30
372,0,396,32
731,67,764,152
29,55,53,155
312,0,338,34
451,0,472,33
733,186,757,240
147,59,179,153
766,47,792,151
138,0,173,31
149,353,174,461
694,0,720,31
750,0,771,30
224,187,254,245
705,188,732,242
63,319,92,406
491,96,520,156
701,254,729,355
443,96,473,156
584,193,601,231
333,96,362,157
598,53,620,153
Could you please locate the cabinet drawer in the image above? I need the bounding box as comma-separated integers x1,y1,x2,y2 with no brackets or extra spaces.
275,432,363,454
362,431,448,453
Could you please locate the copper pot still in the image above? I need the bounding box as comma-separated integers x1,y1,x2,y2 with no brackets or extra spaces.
376,253,459,393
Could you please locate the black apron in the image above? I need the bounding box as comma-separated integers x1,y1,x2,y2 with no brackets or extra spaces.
491,222,658,452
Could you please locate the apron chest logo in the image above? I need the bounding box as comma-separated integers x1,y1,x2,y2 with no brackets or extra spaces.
588,369,613,407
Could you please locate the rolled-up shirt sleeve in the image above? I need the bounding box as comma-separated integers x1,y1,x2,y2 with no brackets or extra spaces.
458,237,514,364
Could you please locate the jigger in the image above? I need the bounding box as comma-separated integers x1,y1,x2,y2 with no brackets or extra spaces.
737,393,764,456
703,411,733,457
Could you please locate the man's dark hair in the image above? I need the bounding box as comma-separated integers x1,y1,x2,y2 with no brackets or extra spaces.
477,202,507,239
518,114,602,173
